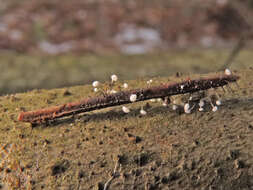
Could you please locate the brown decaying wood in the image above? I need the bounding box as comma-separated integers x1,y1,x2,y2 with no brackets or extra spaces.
18,74,239,124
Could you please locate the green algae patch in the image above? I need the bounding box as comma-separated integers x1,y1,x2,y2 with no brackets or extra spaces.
0,69,253,189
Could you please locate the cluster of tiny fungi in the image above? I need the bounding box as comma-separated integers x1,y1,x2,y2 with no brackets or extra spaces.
91,69,232,116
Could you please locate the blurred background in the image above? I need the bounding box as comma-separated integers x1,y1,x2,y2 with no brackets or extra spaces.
0,0,252,95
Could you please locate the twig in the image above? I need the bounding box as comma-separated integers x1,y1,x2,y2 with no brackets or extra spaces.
220,35,245,71
220,1,253,71
104,160,121,190
18,74,239,124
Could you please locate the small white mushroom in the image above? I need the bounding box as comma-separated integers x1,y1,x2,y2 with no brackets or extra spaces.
130,94,137,102
184,103,195,114
225,68,231,76
172,104,178,110
110,90,117,94
212,106,218,112
216,100,222,106
111,74,118,82
92,81,99,87
123,83,128,88
199,99,205,107
199,107,204,112
140,108,147,115
94,88,98,92
122,106,130,113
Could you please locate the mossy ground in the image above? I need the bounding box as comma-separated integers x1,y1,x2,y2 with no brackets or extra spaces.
0,51,253,189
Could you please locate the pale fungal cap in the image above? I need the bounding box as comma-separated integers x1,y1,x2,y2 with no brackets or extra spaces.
180,85,184,90
122,106,130,113
123,83,128,88
184,103,195,113
199,99,205,107
92,81,99,87
140,109,147,115
110,90,117,94
199,107,204,112
130,94,137,102
172,104,178,110
94,88,98,92
225,68,231,76
212,106,218,112
216,100,222,106
157,98,162,102
184,103,190,111
147,79,153,84
162,102,167,107
111,74,118,82
185,109,191,114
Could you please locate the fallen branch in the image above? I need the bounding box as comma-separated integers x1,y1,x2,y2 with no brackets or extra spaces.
18,74,239,124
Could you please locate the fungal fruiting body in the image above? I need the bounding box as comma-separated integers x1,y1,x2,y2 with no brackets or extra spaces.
129,94,137,102
92,81,99,87
18,73,239,124
122,106,130,113
111,74,118,82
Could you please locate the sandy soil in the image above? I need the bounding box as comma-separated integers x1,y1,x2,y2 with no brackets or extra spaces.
0,69,252,189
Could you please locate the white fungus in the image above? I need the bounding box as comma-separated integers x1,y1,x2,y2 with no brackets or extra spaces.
225,68,231,76
92,81,99,87
180,85,184,90
123,83,128,88
199,107,204,112
140,108,147,115
110,90,117,94
184,103,190,110
172,104,178,110
162,102,167,107
147,79,153,84
111,74,118,82
199,99,205,107
216,100,222,106
122,106,130,113
94,88,98,92
130,94,137,102
184,103,195,114
212,106,218,112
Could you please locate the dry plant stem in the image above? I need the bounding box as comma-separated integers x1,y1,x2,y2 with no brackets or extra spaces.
18,74,239,124
220,35,245,71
